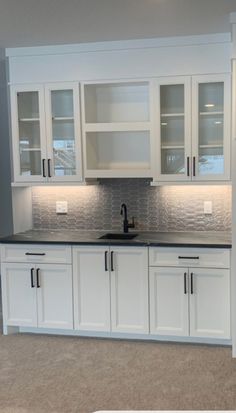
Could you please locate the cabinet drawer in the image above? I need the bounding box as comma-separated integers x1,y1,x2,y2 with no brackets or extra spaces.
0,244,72,264
149,247,230,269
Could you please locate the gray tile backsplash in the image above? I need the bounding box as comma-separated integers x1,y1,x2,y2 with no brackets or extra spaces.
32,180,232,232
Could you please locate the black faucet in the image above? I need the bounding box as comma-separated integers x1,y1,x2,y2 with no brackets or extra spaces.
120,203,135,233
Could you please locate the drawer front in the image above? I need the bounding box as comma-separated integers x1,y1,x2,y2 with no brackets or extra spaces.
0,244,72,264
149,247,230,269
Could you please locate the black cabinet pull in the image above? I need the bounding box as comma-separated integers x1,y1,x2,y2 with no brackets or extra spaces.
25,252,46,256
105,251,108,271
36,268,40,288
193,156,196,177
190,272,194,294
184,272,187,294
178,256,199,260
42,159,46,178
48,159,52,178
111,251,114,272
30,268,35,288
187,157,190,177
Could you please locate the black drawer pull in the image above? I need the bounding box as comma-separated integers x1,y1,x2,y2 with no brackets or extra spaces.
30,268,35,288
187,156,190,177
184,272,187,294
111,251,114,272
105,251,108,271
42,159,46,178
48,159,52,178
178,256,199,260
36,268,40,288
193,156,196,177
190,272,194,294
25,252,46,256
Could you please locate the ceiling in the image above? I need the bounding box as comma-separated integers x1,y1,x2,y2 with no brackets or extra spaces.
1,0,236,48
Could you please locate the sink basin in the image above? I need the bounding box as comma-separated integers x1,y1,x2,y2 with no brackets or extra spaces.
99,232,138,240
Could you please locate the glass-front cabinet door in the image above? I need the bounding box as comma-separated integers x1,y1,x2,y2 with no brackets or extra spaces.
192,74,230,181
11,85,47,182
155,77,191,181
45,83,82,182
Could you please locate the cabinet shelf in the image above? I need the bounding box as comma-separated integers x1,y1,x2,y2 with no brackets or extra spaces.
161,113,184,118
19,118,40,122
84,122,150,132
161,145,185,150
199,144,223,149
199,111,223,116
52,116,74,121
20,148,41,152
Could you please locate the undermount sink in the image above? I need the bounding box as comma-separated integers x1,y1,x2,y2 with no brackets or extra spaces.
99,232,138,240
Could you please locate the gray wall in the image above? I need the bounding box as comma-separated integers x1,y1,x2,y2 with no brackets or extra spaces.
0,49,13,237
32,180,231,232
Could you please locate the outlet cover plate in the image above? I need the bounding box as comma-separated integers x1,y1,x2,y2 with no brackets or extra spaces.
56,201,68,214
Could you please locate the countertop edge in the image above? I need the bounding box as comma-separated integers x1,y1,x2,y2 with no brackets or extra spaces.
0,239,232,248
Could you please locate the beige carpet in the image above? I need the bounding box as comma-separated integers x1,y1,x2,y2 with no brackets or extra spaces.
0,330,236,413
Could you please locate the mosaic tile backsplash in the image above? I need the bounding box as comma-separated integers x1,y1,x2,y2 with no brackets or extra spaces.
32,180,232,232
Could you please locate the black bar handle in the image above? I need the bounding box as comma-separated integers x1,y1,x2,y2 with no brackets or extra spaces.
193,156,196,177
42,159,46,178
187,156,190,177
184,272,187,294
30,268,35,288
111,251,114,272
178,256,199,260
190,272,194,294
36,268,40,288
105,251,108,271
25,252,46,256
48,159,51,178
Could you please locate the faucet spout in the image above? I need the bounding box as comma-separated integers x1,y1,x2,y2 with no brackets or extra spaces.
120,203,135,233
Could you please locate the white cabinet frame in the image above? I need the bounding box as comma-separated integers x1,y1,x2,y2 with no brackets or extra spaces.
81,79,154,178
44,82,83,182
11,82,83,184
153,76,192,182
192,73,231,181
10,84,47,183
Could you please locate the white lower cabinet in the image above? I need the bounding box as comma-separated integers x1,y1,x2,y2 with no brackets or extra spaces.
110,247,149,334
73,246,111,331
149,267,189,336
73,246,149,334
1,263,37,327
1,262,73,330
190,268,230,339
1,244,231,343
149,265,231,339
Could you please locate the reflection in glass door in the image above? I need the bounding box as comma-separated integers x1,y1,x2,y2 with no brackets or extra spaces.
17,91,43,177
50,89,76,177
159,82,189,178
198,82,224,176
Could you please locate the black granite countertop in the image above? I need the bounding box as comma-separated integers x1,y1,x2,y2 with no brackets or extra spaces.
0,229,232,248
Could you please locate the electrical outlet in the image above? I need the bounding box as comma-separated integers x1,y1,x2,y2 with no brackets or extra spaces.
56,201,68,214
204,201,212,215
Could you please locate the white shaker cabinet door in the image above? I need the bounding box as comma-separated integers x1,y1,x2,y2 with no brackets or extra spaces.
1,263,37,327
110,247,149,334
189,268,230,339
73,247,111,331
10,85,47,183
149,266,189,336
36,264,73,330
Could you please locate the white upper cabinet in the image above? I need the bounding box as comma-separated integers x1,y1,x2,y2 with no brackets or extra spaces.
81,80,154,178
154,77,191,181
11,82,83,183
154,74,231,182
11,85,47,182
192,74,231,181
